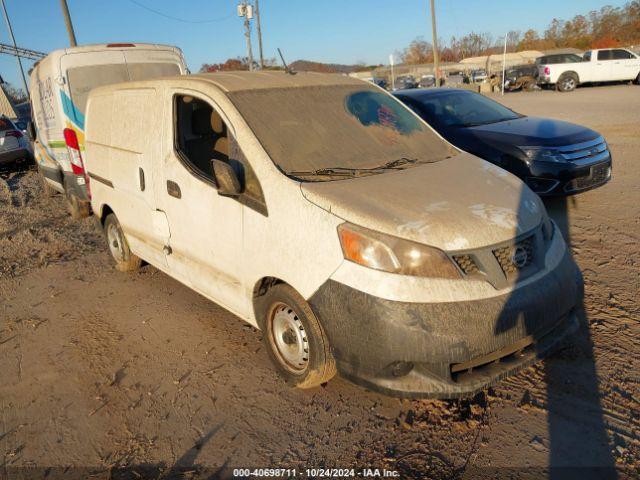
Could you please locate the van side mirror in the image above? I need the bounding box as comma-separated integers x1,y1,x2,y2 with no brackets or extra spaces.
27,121,36,141
212,159,241,197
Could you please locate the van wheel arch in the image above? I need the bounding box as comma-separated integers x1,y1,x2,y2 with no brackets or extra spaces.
252,276,285,320
100,204,114,226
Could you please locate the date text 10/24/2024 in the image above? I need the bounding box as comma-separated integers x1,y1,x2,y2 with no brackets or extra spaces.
232,468,400,478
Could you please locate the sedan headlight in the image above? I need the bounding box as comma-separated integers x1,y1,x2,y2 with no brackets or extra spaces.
337,223,462,279
519,146,566,164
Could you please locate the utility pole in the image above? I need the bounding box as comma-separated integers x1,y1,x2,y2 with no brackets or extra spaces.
501,32,508,96
238,1,254,71
429,0,440,87
0,0,29,95
59,0,77,47
254,0,264,69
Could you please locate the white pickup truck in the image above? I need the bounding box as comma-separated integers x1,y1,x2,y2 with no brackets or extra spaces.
538,48,640,92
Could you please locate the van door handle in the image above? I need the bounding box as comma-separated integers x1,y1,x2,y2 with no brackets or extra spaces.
139,168,145,191
167,180,181,199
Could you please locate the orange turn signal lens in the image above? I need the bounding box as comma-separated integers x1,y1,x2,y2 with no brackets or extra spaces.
337,223,461,279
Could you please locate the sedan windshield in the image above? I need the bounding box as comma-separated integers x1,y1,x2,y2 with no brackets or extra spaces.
227,85,456,180
401,91,522,129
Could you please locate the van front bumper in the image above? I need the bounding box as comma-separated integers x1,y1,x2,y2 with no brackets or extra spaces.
308,252,582,399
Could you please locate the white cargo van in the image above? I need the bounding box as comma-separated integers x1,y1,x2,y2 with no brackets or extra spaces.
29,43,187,217
84,72,582,398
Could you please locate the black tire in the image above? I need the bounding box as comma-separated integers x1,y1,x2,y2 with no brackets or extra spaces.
635,72,640,85
256,283,336,389
557,72,578,92
66,193,91,219
103,213,142,272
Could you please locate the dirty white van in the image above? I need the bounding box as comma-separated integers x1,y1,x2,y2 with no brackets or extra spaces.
84,72,582,398
29,43,187,218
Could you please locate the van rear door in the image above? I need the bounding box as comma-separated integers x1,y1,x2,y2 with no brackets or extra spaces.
61,50,128,130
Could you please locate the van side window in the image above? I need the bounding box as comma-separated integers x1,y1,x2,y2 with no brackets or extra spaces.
174,95,268,216
175,95,229,181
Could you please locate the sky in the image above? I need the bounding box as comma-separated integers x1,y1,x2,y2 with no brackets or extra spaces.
0,0,629,91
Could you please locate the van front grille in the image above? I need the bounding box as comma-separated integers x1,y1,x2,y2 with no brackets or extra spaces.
453,254,479,275
493,235,534,275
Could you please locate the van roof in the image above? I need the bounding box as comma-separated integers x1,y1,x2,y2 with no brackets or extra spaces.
44,43,182,57
93,71,366,94
191,71,366,92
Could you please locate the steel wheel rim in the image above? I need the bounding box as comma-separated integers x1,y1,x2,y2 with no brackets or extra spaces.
107,223,125,262
269,302,309,374
563,78,575,90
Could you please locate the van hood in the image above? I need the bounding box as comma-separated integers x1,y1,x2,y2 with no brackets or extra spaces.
300,153,544,251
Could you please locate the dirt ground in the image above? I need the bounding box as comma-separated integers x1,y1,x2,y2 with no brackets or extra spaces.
1,85,638,479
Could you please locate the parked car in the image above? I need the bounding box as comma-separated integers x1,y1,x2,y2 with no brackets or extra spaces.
29,42,188,218
372,77,388,89
471,69,488,83
394,88,612,196
0,116,32,166
394,74,418,90
84,72,581,398
419,74,436,88
13,118,29,135
537,48,640,91
503,64,538,91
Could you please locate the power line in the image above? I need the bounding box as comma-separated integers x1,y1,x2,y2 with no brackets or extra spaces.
128,0,233,24
0,42,46,61
0,0,29,95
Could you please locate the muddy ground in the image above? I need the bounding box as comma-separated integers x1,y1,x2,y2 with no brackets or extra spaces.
1,85,638,479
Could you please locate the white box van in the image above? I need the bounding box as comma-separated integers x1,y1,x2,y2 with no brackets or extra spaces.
84,72,582,398
29,43,187,218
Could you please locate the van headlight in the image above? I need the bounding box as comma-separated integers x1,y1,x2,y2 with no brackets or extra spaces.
519,147,566,164
337,223,462,279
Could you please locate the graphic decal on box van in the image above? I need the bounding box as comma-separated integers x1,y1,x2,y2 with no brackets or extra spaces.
60,90,85,130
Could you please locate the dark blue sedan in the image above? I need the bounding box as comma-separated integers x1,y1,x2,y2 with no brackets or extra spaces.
394,88,612,196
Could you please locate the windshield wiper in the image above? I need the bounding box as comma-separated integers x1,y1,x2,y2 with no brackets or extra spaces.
376,157,418,169
288,167,374,177
289,158,422,178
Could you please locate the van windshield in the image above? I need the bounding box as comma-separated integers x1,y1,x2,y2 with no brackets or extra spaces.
227,85,456,180
67,62,181,116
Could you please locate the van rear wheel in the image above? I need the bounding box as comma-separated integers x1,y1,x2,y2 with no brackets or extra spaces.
258,284,336,389
67,193,91,219
104,213,142,272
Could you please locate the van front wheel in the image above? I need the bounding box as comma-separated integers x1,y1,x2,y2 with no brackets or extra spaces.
104,213,142,272
259,284,336,389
